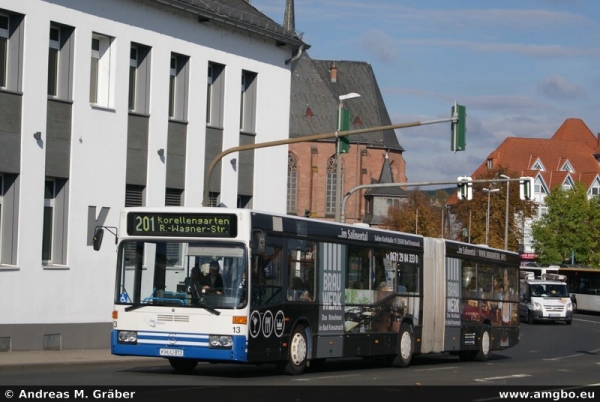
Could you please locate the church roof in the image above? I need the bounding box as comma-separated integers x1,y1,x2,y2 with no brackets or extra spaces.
289,52,404,151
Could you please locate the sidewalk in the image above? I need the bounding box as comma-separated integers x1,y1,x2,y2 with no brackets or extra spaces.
0,349,165,371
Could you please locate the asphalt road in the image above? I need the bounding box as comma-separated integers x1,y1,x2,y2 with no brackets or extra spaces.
1,313,599,401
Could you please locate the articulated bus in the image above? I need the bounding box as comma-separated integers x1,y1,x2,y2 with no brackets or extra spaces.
558,267,600,313
94,207,520,375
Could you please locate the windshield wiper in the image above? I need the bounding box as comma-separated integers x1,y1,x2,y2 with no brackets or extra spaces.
124,302,165,312
192,299,221,315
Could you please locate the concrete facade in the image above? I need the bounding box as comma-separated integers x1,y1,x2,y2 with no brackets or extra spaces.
0,0,303,351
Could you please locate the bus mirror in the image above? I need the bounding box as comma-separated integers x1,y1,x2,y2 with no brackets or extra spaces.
251,230,266,255
93,228,104,251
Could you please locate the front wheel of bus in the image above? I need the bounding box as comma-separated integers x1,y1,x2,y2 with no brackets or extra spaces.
476,326,491,362
284,325,308,375
169,358,198,373
393,323,414,368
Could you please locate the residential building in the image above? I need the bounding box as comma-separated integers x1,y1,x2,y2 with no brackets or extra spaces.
0,0,306,351
469,118,600,262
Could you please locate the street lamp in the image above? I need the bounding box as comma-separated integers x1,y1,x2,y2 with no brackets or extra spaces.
335,92,361,222
482,187,500,246
499,174,510,250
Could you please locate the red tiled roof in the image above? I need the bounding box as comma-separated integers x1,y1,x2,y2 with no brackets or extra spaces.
471,119,600,191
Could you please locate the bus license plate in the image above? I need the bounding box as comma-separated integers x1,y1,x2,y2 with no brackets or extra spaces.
159,348,184,357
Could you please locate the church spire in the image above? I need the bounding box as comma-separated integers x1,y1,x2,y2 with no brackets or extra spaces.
283,0,295,33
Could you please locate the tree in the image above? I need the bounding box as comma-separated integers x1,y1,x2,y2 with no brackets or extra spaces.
532,182,600,266
451,166,536,250
383,189,442,237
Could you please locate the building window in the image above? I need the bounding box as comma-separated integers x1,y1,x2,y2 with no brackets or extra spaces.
0,175,3,262
165,189,183,268
240,70,257,133
237,195,252,209
124,185,145,267
326,156,341,215
129,46,138,110
47,23,75,100
208,192,219,207
486,159,493,169
169,56,176,118
42,180,55,263
48,27,60,96
591,180,600,196
0,173,18,265
90,33,114,107
206,64,212,123
0,11,24,92
42,179,68,265
128,43,151,114
0,13,8,88
169,52,189,121
207,62,225,127
532,159,545,171
287,153,297,214
561,161,574,173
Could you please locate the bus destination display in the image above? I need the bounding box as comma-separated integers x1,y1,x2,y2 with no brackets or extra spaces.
127,213,237,237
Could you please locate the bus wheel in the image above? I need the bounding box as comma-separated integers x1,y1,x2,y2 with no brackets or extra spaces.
393,323,414,368
284,325,308,375
168,358,198,373
476,325,491,362
527,311,535,325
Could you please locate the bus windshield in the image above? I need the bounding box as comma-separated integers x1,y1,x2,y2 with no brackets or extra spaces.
116,240,247,310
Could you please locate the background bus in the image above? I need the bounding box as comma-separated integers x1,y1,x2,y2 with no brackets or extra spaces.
95,207,520,375
558,267,600,313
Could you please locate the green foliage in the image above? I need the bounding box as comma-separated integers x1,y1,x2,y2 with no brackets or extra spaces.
452,166,537,250
532,182,600,266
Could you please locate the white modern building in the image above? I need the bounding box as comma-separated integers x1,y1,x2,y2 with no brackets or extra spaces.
0,0,306,351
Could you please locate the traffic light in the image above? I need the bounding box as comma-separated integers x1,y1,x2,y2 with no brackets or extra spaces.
457,176,473,200
451,104,466,152
337,107,351,153
520,176,534,200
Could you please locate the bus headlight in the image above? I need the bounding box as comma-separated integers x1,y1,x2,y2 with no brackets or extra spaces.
209,335,233,349
533,302,542,311
117,331,138,344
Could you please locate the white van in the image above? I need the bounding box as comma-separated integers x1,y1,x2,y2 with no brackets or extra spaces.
519,272,573,325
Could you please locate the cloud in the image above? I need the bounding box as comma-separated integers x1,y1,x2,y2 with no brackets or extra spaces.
357,29,400,64
401,39,594,59
537,75,584,100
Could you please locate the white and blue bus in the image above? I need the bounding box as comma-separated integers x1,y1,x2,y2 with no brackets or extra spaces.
94,207,520,375
558,267,600,313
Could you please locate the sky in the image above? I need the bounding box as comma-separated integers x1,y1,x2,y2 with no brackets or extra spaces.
249,0,600,187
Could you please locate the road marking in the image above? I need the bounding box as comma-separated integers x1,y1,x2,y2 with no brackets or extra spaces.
544,353,583,361
543,348,600,361
574,318,600,324
474,374,531,382
415,366,458,372
293,374,361,382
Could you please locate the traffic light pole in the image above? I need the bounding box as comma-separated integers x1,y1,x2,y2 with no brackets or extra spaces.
339,178,526,223
202,116,459,207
